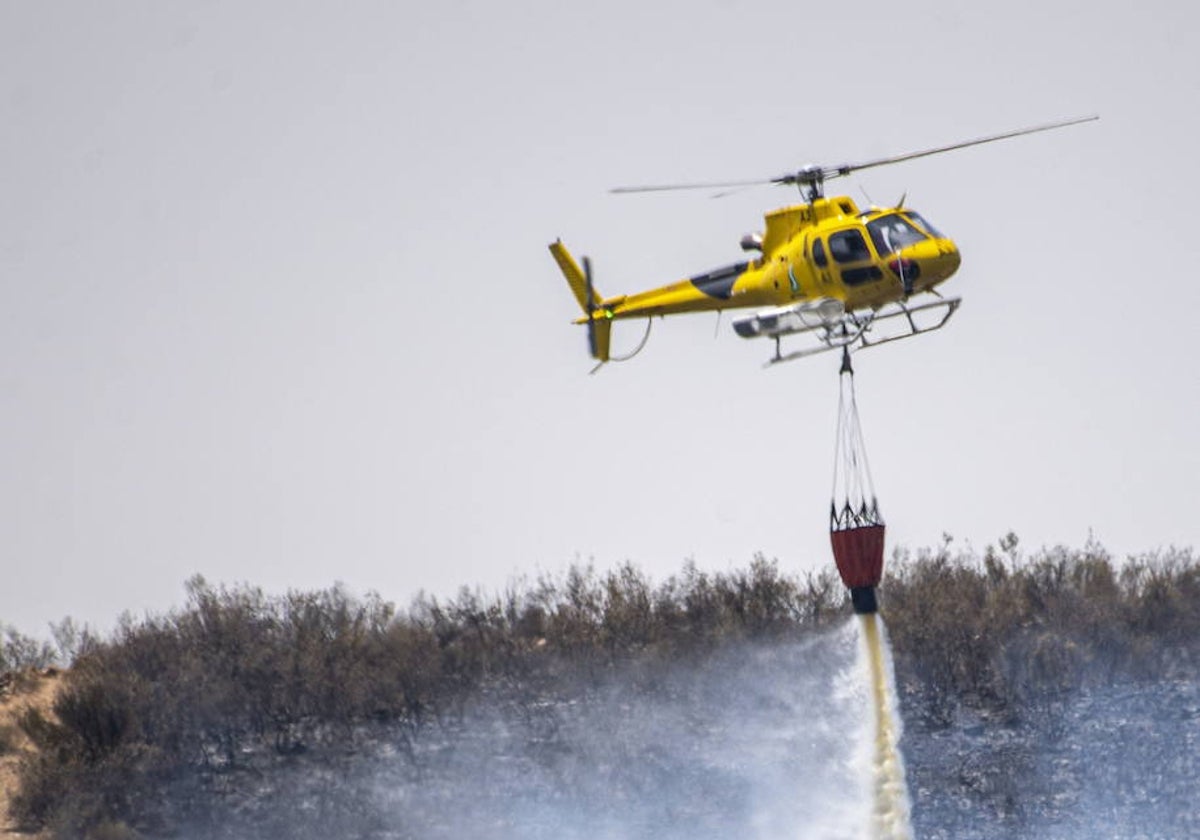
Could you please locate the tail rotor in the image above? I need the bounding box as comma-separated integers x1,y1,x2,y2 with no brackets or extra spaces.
583,255,598,359
549,239,641,370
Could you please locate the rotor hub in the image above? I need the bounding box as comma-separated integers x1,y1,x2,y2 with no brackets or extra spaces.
774,164,826,201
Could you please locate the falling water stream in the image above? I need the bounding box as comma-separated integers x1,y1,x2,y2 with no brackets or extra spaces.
859,612,913,840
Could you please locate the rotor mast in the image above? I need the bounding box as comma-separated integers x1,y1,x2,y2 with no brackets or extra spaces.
780,165,827,203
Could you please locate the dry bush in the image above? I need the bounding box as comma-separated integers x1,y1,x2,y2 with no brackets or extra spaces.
884,539,1199,724
1,625,56,672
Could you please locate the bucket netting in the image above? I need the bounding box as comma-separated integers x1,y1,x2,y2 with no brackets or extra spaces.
830,352,885,600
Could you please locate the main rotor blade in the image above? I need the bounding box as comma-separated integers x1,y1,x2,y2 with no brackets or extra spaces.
609,115,1099,197
826,114,1099,179
610,178,770,194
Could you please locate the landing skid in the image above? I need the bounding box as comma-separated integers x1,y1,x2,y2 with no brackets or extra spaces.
734,296,962,366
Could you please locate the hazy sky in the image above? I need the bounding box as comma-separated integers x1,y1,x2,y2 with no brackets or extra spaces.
3,1,1198,635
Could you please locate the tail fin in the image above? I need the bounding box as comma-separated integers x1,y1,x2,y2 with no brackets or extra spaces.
590,318,612,363
549,240,600,312
549,239,610,362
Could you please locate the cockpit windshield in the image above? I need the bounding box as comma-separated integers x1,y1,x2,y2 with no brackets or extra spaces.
902,211,944,239
866,214,927,256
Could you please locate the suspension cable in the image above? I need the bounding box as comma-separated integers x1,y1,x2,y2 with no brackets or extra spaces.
831,348,882,530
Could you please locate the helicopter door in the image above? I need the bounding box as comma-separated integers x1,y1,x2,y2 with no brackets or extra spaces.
827,228,883,288
811,236,834,288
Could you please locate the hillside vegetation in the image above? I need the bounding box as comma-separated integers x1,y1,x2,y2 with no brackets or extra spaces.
3,539,1197,838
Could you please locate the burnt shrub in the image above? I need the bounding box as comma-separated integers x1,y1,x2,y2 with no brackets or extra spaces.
11,543,1197,837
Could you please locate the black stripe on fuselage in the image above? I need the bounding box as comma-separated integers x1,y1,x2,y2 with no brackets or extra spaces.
688,262,748,300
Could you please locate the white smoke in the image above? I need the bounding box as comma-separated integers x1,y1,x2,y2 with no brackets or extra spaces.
367,618,887,839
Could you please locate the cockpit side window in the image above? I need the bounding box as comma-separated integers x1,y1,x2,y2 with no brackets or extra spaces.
812,237,828,268
903,211,944,239
828,229,871,263
866,214,927,256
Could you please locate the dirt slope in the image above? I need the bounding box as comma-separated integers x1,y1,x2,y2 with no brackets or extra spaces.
0,670,60,839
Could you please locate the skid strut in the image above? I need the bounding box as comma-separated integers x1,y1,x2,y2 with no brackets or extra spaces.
735,296,961,366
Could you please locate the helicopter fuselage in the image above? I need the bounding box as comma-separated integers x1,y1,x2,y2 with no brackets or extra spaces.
585,195,960,323
551,115,1097,365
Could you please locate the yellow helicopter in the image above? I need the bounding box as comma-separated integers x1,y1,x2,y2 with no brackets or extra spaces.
550,115,1097,368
